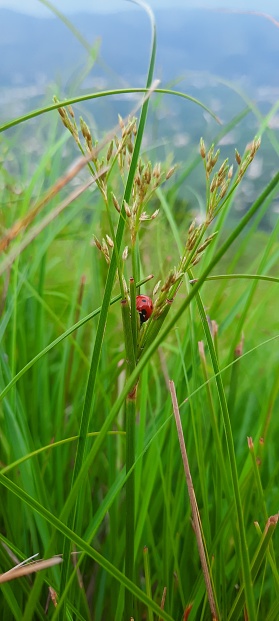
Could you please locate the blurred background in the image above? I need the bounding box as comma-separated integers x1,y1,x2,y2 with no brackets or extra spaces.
1,0,279,228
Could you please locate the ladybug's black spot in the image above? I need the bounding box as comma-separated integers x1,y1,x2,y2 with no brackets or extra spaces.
139,309,147,324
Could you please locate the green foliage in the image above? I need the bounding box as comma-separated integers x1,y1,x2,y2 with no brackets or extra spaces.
0,2,279,621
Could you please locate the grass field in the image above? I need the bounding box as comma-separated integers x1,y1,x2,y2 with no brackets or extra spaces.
0,3,279,620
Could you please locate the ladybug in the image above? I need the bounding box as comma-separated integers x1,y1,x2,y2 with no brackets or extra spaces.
136,295,153,324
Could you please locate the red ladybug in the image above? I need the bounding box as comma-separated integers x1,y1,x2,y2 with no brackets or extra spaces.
136,295,153,324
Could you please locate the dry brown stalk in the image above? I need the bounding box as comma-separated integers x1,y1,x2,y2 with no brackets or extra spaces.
169,379,219,621
0,151,103,253
0,556,63,584
0,170,106,278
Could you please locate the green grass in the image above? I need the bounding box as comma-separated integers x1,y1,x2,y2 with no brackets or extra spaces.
0,2,279,620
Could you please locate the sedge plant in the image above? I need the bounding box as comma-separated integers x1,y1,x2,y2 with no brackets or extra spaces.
54,92,266,620
1,2,279,621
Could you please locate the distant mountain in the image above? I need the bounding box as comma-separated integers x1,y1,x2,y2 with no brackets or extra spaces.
1,8,278,90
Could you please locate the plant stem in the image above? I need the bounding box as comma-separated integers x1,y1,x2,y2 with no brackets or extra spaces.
125,395,136,619
121,297,137,619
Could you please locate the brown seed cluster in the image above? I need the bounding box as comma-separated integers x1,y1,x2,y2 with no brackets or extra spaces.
149,135,261,322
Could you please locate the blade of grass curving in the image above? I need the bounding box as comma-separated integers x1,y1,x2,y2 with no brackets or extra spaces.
0,473,174,621
59,0,158,610
0,88,219,134
200,274,279,284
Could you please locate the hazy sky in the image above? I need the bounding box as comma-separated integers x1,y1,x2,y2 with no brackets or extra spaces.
1,0,279,16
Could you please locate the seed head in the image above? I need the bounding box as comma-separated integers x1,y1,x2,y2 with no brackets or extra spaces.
92,235,102,251
118,114,125,130
235,149,242,166
153,280,161,296
247,436,254,450
219,180,230,199
122,246,128,261
68,105,75,118
200,137,206,159
210,175,217,193
106,140,114,162
153,163,161,179
105,234,114,248
124,201,132,217
111,192,121,213
101,239,110,264
151,208,159,220
166,165,176,180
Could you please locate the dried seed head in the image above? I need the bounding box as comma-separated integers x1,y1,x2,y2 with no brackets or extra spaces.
127,138,134,154
153,163,161,179
92,235,102,251
228,165,233,179
211,149,220,169
53,96,68,121
166,165,176,180
217,158,228,179
187,229,198,251
206,144,215,169
101,239,110,264
219,180,230,199
144,163,152,185
161,270,176,292
247,436,254,450
210,175,217,193
80,117,91,142
188,219,196,235
200,137,206,159
192,255,201,266
111,192,121,213
68,105,75,118
102,238,109,253
235,149,242,166
106,140,114,162
139,211,148,221
153,280,161,296
118,114,124,130
196,232,216,254
55,99,79,142
122,246,128,261
124,201,132,217
151,208,159,220
105,234,114,248
122,275,128,295
249,137,261,157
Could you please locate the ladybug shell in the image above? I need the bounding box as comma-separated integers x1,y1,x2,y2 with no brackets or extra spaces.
136,295,153,323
